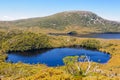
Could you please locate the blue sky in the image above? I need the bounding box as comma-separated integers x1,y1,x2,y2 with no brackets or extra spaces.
0,0,120,21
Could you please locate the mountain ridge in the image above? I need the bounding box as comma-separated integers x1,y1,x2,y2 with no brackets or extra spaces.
0,11,120,32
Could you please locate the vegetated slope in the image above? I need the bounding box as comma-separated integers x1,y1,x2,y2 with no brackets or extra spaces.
0,11,120,32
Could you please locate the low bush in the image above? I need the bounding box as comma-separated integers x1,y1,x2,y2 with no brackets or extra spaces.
2,32,51,52
80,39,100,49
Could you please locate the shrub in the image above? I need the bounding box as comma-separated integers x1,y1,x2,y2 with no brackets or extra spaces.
80,39,100,49
63,56,95,76
2,32,51,52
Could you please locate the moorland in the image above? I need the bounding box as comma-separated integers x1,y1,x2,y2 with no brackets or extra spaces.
0,11,120,80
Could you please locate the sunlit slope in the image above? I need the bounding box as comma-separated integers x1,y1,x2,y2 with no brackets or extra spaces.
0,11,120,32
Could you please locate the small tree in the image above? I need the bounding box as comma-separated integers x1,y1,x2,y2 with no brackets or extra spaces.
63,55,93,76
63,56,79,75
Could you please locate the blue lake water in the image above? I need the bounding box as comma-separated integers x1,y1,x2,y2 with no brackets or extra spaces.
6,48,110,67
50,33,120,39
80,33,120,39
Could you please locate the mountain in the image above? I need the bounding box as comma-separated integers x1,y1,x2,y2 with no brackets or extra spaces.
0,11,120,32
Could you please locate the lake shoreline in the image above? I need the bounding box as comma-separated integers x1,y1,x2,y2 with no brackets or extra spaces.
7,46,110,55
6,47,111,66
49,32,120,39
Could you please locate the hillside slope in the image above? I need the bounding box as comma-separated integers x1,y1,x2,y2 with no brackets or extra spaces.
0,11,120,32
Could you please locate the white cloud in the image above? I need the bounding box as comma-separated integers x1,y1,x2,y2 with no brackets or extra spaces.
0,16,15,21
3,16,9,18
0,16,29,21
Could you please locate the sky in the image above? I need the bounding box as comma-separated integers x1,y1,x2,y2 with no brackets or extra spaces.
0,0,120,21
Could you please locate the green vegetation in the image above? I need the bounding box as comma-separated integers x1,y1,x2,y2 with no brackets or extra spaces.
0,52,7,62
80,39,101,49
2,32,51,52
0,62,48,80
0,33,120,79
0,51,73,80
0,31,51,52
63,56,81,76
63,56,96,77
0,10,120,80
0,11,120,32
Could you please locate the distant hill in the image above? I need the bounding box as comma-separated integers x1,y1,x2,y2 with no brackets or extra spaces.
0,11,120,32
